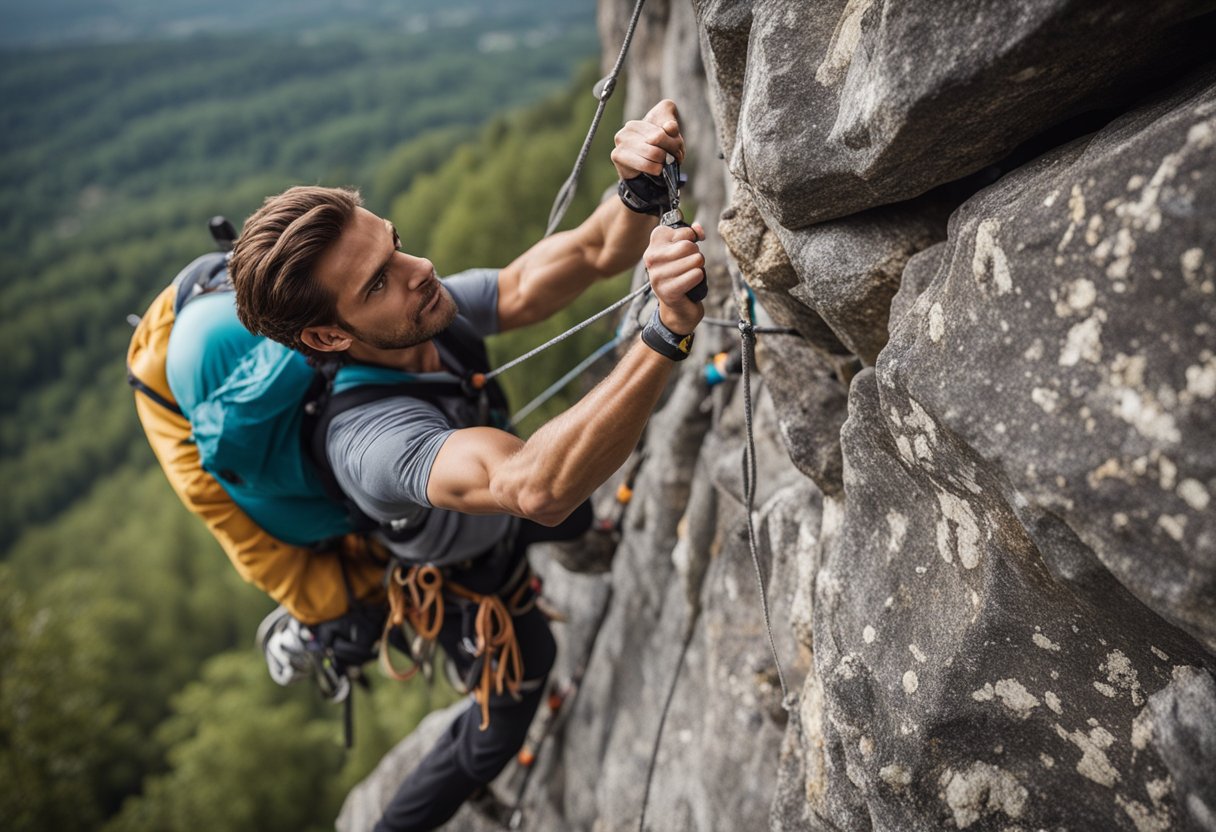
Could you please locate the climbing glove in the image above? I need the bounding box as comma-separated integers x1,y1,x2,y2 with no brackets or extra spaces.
313,602,389,673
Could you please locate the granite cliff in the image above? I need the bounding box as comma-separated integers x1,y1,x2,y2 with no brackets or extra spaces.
342,2,1216,829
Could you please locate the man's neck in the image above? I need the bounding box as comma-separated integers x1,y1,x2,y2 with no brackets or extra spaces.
344,339,444,374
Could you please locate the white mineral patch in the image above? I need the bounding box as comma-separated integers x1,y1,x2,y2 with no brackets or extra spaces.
1033,632,1062,652
1116,795,1173,832
896,434,915,464
1085,214,1104,247
929,302,945,342
1069,184,1086,225
1023,339,1044,361
1102,649,1144,705
1178,478,1210,511
1043,189,1059,208
1158,456,1178,490
835,653,860,679
1131,707,1154,750
906,399,938,443
941,762,1028,828
1157,514,1186,542
914,434,932,460
815,0,876,85
879,764,912,787
859,735,874,757
1093,681,1118,698
1150,646,1169,662
994,678,1040,716
887,511,908,554
936,519,953,564
972,683,995,702
863,625,876,644
1040,753,1055,768
1181,247,1205,288
973,218,1013,294
1055,723,1120,787
903,670,919,694
1185,355,1216,398
937,492,981,569
1116,389,1181,444
909,644,927,663
1045,691,1063,714
1056,278,1097,316
1031,387,1060,414
1060,316,1103,366
1147,778,1171,804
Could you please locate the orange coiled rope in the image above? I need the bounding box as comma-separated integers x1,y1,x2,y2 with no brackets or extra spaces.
447,583,525,730
380,564,445,681
379,562,532,730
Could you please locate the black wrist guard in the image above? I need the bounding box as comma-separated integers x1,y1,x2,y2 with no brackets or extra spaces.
617,175,668,216
641,307,695,361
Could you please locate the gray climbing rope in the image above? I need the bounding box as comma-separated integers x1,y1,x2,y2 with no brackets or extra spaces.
545,0,649,236
480,285,650,386
507,333,623,428
729,265,797,714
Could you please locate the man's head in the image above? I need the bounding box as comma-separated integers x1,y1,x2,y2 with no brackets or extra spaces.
231,185,456,359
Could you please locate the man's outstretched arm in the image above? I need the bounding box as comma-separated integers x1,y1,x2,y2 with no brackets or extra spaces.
428,221,706,525
495,99,685,332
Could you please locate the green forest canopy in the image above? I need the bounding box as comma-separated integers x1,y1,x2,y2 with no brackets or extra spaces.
0,4,636,829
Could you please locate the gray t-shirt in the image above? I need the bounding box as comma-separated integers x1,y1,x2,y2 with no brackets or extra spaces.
326,268,515,565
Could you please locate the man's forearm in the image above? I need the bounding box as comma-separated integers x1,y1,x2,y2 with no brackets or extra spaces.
497,198,655,331
491,339,673,525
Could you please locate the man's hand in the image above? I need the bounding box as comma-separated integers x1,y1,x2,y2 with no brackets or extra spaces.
612,99,685,180
644,221,706,334
313,602,388,673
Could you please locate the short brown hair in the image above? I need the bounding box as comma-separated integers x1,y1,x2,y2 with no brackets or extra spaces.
230,185,362,355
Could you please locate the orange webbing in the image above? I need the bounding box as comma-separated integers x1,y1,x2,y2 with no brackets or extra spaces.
379,564,445,681
447,582,524,731
379,561,533,730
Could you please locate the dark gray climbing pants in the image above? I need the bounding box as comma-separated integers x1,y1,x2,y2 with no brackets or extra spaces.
372,502,592,831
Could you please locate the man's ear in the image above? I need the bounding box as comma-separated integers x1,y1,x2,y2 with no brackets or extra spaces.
300,325,354,354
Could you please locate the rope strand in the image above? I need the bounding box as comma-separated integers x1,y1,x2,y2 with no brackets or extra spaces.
545,0,649,236
637,622,695,832
508,334,622,427
482,285,649,384
729,266,797,713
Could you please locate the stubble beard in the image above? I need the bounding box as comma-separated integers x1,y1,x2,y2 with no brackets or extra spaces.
341,284,458,351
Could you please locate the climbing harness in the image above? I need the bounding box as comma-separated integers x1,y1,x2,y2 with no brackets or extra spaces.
380,555,538,732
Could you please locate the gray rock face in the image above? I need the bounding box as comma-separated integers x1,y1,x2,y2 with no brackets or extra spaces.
734,0,1216,228
1148,666,1216,831
345,3,1216,829
769,201,946,365
884,72,1216,652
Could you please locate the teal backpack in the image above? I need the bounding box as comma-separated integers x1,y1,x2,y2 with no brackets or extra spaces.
141,221,508,547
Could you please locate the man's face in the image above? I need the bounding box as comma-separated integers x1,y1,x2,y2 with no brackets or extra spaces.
308,207,457,352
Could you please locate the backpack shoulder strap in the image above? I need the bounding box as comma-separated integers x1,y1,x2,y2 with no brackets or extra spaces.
305,375,465,544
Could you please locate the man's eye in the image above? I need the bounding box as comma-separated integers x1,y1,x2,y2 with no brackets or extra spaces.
393,230,401,250
369,272,387,294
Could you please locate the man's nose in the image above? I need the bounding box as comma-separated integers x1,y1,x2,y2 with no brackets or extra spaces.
402,254,434,290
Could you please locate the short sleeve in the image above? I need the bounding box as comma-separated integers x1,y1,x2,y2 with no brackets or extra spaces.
326,396,456,513
442,269,500,338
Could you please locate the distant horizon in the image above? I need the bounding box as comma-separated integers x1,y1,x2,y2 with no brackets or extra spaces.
1,0,594,50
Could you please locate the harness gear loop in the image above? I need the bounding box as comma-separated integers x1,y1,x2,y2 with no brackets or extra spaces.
380,564,446,681
379,560,535,731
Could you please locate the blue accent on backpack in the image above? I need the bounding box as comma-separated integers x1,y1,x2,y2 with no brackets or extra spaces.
168,291,359,545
